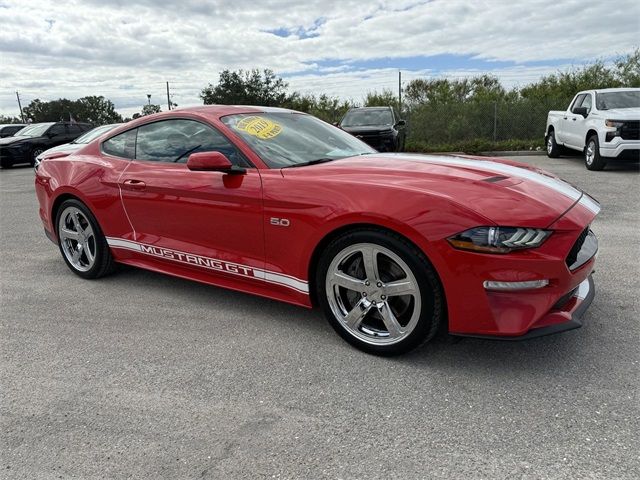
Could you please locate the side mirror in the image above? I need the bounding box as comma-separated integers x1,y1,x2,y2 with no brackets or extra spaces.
396,119,406,126
186,151,245,174
573,107,588,118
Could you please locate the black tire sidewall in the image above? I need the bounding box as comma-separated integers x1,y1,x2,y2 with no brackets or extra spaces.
55,199,111,279
585,135,606,171
316,229,443,356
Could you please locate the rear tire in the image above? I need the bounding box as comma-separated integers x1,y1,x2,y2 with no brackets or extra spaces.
546,130,561,158
55,199,115,279
316,229,444,356
585,135,606,171
0,158,12,169
31,148,44,167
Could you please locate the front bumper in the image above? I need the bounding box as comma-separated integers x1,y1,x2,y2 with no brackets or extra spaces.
600,139,640,159
453,274,594,340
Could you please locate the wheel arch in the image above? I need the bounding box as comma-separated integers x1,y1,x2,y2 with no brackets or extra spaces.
585,129,599,148
51,191,96,235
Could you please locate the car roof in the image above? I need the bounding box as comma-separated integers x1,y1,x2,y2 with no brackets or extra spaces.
580,88,640,94
172,105,298,116
0,124,27,127
348,106,392,111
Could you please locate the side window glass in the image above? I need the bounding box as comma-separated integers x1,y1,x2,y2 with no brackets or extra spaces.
570,94,585,113
581,94,592,113
102,129,137,159
68,125,83,134
48,124,66,136
135,119,249,166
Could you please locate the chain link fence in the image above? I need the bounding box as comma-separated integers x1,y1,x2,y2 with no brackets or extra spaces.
404,98,561,151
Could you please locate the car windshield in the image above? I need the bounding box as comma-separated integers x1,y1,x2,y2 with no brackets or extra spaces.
221,112,375,168
73,124,120,144
596,91,640,110
14,123,54,137
341,109,393,127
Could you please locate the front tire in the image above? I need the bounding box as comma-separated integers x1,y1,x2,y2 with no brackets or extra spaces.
55,199,115,279
585,135,607,171
316,229,444,356
546,130,561,158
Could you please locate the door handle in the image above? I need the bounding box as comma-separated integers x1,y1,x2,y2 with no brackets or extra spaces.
572,117,577,121
563,116,567,120
122,179,146,191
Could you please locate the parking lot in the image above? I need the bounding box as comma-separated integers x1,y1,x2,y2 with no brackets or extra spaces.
1,154,638,479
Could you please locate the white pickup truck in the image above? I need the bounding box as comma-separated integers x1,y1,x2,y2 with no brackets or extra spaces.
545,88,640,170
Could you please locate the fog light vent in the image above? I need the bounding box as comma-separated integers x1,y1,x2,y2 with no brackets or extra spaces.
483,279,549,291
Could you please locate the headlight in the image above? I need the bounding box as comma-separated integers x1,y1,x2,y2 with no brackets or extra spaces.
447,227,552,254
605,119,624,128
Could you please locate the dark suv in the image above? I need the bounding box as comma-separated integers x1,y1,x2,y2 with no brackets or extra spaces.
0,124,27,138
338,106,406,152
0,121,92,168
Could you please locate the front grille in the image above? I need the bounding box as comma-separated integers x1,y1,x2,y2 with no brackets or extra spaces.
620,120,640,140
566,227,598,271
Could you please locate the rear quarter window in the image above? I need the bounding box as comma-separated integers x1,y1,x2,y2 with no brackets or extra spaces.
102,129,137,159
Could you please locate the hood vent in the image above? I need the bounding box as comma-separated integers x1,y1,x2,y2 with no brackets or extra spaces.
483,175,509,183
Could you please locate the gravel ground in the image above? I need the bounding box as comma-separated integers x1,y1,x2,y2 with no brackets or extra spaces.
1,154,638,479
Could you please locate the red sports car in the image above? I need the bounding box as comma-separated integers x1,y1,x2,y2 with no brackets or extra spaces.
34,106,599,355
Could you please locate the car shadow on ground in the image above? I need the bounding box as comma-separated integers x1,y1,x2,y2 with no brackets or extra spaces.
102,263,599,376
557,152,640,172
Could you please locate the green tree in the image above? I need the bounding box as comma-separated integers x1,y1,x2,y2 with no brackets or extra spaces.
200,69,290,106
614,48,640,86
0,114,23,124
21,96,122,125
364,89,397,108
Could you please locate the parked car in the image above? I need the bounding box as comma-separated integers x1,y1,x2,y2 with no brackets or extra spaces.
546,88,640,170
34,123,122,171
0,124,27,138
35,106,599,355
338,106,406,151
0,121,92,168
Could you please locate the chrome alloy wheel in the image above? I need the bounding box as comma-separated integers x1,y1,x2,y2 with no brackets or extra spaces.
58,206,97,272
547,135,553,154
325,243,422,346
585,140,596,166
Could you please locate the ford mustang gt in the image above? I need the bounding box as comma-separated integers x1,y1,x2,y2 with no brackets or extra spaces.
34,106,600,355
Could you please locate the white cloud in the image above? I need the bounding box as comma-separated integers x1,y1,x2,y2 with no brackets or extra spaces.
0,0,638,117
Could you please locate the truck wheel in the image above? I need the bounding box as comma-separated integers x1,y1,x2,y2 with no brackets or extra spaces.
546,130,561,158
585,135,606,171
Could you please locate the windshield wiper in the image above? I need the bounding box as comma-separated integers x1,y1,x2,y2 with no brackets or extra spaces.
173,144,202,163
283,158,336,168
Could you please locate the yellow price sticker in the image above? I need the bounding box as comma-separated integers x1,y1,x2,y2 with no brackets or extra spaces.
235,116,283,140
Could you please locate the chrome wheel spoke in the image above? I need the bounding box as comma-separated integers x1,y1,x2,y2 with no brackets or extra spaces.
360,246,379,282
60,227,80,241
332,271,366,292
344,299,371,330
378,302,403,338
383,279,415,297
71,244,83,263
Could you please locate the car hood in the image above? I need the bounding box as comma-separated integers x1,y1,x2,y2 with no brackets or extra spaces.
39,142,80,158
0,135,35,146
596,108,640,120
341,125,393,133
281,153,598,228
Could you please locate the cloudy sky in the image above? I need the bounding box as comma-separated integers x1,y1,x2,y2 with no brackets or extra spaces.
1,0,638,118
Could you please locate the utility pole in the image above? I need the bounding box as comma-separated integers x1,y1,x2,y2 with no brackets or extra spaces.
146,94,151,106
16,91,25,123
398,71,402,115
166,82,171,110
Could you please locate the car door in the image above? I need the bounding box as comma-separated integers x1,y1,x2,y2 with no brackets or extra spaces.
45,123,68,148
556,94,582,145
563,94,588,148
118,118,265,282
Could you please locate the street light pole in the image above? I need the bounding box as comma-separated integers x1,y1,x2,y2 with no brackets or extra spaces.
147,94,151,106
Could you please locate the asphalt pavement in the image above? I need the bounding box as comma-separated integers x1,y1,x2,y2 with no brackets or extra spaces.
1,154,638,479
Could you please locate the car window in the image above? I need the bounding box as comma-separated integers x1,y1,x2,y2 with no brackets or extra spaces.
135,119,249,166
102,129,137,159
570,94,585,113
580,94,592,113
341,109,394,127
48,124,66,136
68,124,83,134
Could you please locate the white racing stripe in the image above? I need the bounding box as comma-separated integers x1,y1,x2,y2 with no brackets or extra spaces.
386,154,601,214
105,237,309,294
